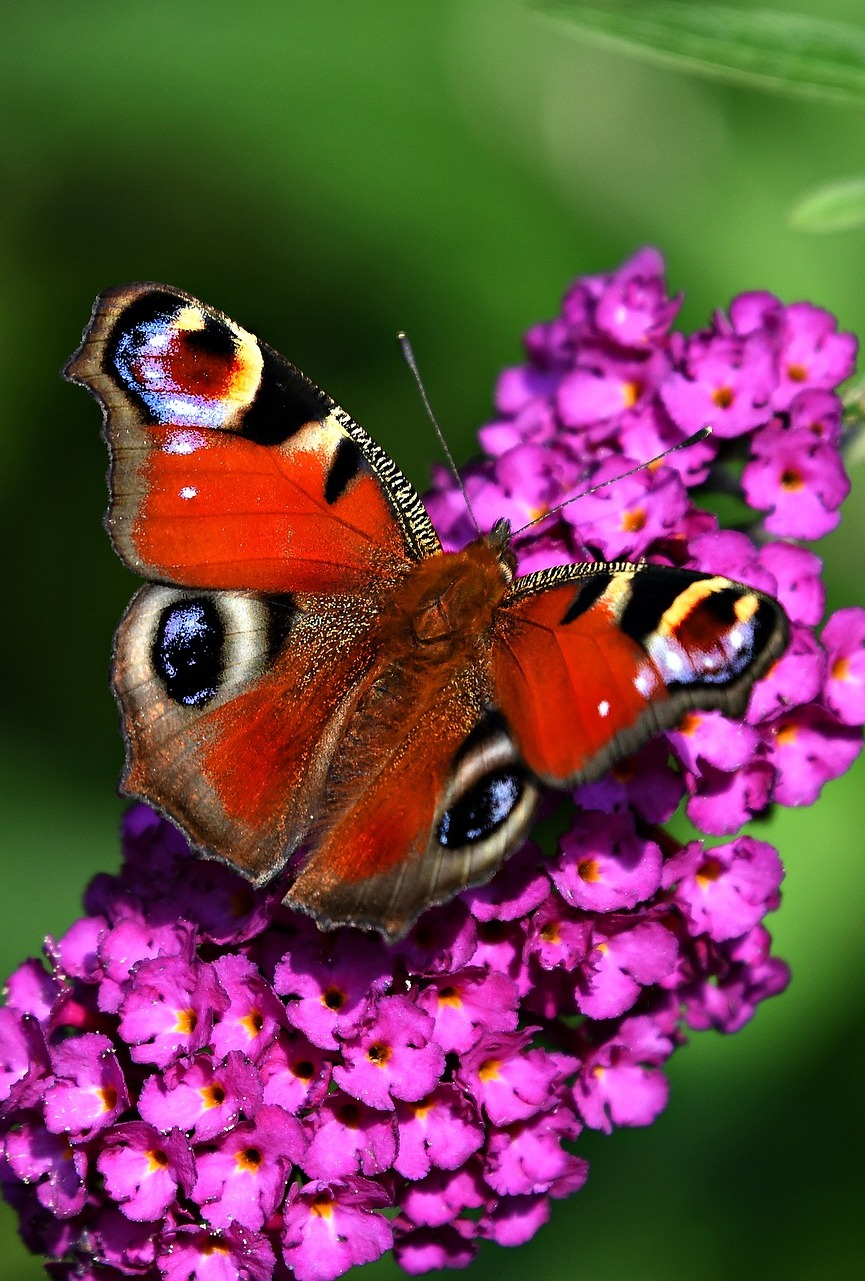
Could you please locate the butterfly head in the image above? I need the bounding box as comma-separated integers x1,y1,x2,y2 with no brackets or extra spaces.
487,517,517,584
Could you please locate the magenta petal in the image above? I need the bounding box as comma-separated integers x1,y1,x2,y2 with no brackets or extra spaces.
158,1225,275,1281
822,606,865,725
282,1180,393,1281
98,1122,194,1221
192,1104,305,1231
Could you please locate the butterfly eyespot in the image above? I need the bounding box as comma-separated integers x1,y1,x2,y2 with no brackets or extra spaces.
110,295,249,425
130,587,274,714
153,599,224,707
438,767,526,847
434,718,539,869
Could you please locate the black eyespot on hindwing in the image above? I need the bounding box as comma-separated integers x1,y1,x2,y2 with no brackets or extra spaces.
437,767,526,847
152,598,225,707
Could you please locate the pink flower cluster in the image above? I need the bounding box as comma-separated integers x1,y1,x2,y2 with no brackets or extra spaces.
2,251,863,1281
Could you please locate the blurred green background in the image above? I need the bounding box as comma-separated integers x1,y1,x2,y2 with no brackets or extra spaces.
1,1,864,1278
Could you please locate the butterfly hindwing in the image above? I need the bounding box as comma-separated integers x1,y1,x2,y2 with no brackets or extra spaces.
285,676,540,938
491,562,788,786
112,584,383,883
65,284,440,595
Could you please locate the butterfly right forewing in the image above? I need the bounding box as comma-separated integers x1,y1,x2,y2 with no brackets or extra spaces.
490,561,789,787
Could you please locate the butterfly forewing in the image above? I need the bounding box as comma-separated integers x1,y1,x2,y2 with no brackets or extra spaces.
491,562,788,787
65,283,440,595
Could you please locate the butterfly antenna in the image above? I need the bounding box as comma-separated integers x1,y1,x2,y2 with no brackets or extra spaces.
398,332,481,535
511,427,712,538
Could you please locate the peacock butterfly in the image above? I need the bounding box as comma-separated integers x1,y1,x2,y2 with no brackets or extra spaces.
65,284,789,940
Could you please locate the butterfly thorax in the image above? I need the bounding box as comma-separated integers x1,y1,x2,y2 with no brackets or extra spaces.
391,528,514,662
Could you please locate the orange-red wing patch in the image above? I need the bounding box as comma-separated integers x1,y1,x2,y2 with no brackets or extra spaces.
114,589,379,883
65,283,439,594
130,425,409,593
286,664,487,937
491,579,666,785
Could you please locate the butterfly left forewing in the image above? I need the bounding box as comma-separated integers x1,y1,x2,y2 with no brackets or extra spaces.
65,283,440,595
491,561,788,786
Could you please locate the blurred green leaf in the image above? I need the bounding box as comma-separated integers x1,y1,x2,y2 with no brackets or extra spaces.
531,2,865,104
789,176,865,232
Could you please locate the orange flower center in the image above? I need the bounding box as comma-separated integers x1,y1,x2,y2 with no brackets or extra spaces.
621,507,647,533
240,1009,265,1037
201,1083,226,1109
832,656,850,681
98,1085,118,1111
780,468,804,491
622,379,642,408
367,1042,392,1067
311,1191,334,1218
174,1008,197,1035
235,1146,262,1173
696,856,724,887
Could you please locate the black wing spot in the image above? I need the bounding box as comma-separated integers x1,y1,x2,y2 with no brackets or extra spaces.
152,598,224,707
750,597,783,657
325,437,363,504
437,768,526,848
241,344,332,445
620,571,702,644
182,313,236,361
265,595,299,662
560,574,613,625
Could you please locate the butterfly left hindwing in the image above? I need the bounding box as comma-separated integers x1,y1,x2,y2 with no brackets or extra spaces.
67,285,789,939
